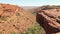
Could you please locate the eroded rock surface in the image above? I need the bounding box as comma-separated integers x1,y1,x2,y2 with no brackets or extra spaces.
36,9,60,34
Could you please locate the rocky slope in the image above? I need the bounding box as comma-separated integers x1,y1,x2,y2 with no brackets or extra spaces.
0,4,36,34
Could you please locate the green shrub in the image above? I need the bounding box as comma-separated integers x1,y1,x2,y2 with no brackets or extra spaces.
21,23,41,34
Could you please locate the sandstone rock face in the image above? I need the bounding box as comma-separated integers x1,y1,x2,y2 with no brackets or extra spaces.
0,4,35,34
36,9,60,34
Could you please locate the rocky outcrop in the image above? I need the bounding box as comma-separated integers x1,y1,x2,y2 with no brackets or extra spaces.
36,9,60,34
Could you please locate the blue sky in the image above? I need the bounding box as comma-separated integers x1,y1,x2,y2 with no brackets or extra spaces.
0,0,60,6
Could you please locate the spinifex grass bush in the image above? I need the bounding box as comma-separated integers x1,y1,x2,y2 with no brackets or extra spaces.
21,23,45,34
